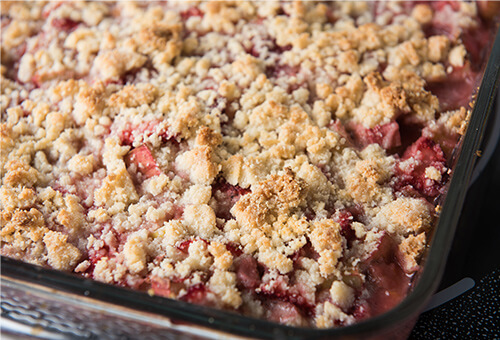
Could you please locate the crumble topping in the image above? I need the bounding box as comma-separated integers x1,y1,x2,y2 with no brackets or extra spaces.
1,0,496,329
374,197,432,236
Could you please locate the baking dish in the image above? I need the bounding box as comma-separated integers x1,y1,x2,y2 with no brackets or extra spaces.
2,6,500,340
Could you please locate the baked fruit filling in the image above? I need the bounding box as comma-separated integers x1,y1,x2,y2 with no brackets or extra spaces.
1,1,497,328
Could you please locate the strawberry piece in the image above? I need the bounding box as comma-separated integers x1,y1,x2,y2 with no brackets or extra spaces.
177,239,193,253
335,209,356,246
212,178,251,220
52,18,80,31
151,278,173,298
395,136,447,199
225,242,243,256
425,63,478,112
177,238,208,253
234,254,260,289
257,271,315,318
126,145,161,178
267,301,307,326
358,232,411,319
180,283,209,305
421,123,460,160
150,277,186,298
349,121,402,150
180,7,204,20
403,136,446,163
328,119,353,145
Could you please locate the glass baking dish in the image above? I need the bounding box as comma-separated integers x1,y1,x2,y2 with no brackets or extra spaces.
2,17,500,340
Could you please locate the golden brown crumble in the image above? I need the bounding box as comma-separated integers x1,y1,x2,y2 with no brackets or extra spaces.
0,0,493,329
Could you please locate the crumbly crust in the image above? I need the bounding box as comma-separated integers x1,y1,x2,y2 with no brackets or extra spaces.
0,0,492,328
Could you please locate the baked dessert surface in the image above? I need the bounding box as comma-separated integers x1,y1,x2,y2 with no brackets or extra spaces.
0,1,495,327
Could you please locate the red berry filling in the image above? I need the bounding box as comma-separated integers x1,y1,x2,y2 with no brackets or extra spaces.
425,63,478,112
348,121,402,151
125,145,161,179
180,7,204,21
345,232,412,320
52,18,81,31
234,254,261,290
395,137,447,199
180,283,210,305
212,178,251,220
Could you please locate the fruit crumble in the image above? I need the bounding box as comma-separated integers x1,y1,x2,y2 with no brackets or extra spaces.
1,1,498,328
